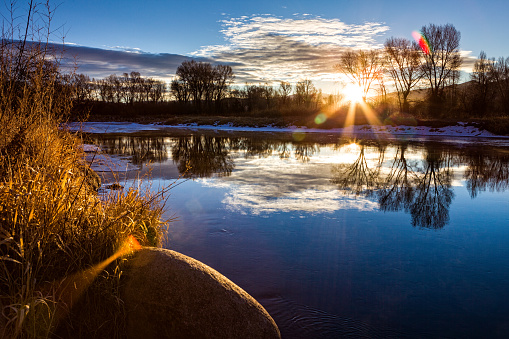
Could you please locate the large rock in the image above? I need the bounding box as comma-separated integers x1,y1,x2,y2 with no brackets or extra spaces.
121,248,281,339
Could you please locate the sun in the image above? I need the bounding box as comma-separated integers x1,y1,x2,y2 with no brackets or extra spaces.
342,84,364,104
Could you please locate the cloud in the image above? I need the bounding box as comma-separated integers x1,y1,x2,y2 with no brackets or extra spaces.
49,43,201,80
42,13,478,89
460,50,477,73
191,14,390,84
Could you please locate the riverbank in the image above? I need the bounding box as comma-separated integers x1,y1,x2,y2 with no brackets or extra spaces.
67,120,509,145
74,113,509,137
0,118,169,337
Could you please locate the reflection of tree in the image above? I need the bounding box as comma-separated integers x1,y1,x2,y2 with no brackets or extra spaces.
235,139,318,163
331,144,381,196
93,136,168,165
172,136,234,178
409,146,454,229
277,142,292,159
294,144,318,163
90,134,509,230
237,139,274,158
463,150,509,198
332,143,455,229
377,144,418,212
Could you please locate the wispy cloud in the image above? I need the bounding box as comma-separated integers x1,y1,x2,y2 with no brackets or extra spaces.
192,14,390,84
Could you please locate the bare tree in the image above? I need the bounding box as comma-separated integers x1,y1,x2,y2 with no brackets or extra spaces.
489,56,509,115
384,37,424,112
278,81,292,106
171,78,190,103
212,64,234,112
467,51,494,116
173,60,234,112
261,83,275,109
175,60,210,108
97,77,113,102
334,49,385,101
147,79,166,103
420,23,462,115
295,79,317,107
71,73,93,103
243,84,266,111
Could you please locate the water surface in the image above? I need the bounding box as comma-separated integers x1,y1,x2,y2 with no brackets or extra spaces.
88,130,509,338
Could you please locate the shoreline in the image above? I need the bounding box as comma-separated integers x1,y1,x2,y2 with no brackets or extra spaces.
67,120,509,144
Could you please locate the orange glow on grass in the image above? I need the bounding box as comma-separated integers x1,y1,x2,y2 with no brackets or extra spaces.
47,235,142,324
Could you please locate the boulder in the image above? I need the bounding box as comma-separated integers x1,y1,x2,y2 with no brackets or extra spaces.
121,248,281,339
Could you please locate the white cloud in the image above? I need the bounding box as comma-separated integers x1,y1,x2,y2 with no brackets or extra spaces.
192,14,390,84
460,50,477,73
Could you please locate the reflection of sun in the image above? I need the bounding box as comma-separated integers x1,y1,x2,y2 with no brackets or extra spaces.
342,84,364,104
343,142,361,154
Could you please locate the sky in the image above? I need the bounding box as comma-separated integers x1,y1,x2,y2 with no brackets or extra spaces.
6,0,509,92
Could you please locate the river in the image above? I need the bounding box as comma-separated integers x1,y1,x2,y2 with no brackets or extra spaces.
86,128,509,338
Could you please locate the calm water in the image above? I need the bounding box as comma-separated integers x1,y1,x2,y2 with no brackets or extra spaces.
88,130,509,338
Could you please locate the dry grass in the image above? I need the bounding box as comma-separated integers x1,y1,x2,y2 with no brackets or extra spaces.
0,7,169,337
0,116,169,338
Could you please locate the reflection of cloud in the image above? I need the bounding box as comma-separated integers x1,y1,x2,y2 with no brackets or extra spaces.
192,15,389,83
223,185,378,215
199,151,379,214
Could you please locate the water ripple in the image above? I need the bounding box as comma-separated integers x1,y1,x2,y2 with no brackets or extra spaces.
261,296,415,339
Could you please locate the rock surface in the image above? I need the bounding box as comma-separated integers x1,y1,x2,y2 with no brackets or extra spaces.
121,248,281,339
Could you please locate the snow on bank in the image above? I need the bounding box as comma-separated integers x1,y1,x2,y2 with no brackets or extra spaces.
66,121,509,144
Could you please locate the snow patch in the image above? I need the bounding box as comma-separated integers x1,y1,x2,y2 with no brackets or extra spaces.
66,121,509,144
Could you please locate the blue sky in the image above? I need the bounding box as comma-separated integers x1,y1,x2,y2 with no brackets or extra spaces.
8,0,509,91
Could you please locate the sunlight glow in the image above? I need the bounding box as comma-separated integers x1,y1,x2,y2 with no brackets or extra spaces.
47,235,142,325
338,84,386,139
342,84,364,104
343,142,361,154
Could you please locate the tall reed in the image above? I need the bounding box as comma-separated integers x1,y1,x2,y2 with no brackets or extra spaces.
1,2,169,337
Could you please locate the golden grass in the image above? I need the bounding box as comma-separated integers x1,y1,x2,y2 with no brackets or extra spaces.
0,35,169,338
0,118,169,337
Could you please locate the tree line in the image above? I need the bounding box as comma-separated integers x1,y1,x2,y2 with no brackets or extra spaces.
72,71,166,104
73,63,339,115
336,23,509,118
70,22,509,119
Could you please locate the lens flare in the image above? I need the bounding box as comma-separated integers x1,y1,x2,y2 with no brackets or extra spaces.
412,31,431,55
314,113,327,125
119,235,142,256
45,235,143,327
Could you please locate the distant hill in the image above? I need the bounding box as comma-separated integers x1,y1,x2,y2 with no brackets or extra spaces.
375,80,474,103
